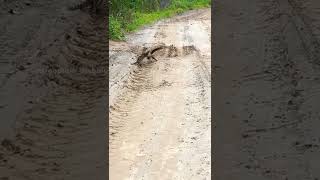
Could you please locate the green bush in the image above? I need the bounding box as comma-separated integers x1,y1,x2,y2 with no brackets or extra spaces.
109,16,124,40
109,0,211,40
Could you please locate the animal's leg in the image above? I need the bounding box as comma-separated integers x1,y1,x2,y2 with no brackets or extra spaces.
151,56,158,62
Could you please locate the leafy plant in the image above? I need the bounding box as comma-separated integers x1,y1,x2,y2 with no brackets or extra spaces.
109,16,124,40
109,0,211,40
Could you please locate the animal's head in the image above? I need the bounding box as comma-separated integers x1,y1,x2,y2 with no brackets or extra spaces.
142,47,148,52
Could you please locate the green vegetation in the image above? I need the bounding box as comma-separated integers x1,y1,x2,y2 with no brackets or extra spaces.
109,0,211,40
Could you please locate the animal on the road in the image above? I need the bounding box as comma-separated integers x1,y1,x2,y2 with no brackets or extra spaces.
132,44,168,66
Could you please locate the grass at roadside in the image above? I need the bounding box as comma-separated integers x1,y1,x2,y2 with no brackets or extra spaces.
109,0,211,40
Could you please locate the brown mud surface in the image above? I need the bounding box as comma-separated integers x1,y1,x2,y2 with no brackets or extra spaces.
0,1,107,179
109,8,211,180
213,0,320,179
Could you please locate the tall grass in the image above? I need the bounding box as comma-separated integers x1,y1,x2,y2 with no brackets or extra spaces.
109,0,211,40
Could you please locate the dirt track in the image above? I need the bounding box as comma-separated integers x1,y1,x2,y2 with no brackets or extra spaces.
213,0,320,179
0,1,107,179
109,9,211,180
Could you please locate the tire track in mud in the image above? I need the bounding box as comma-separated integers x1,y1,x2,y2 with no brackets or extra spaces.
247,0,320,139
110,46,211,179
109,54,170,179
109,65,153,144
278,0,320,65
235,1,311,130
109,47,179,140
0,16,107,180
214,0,320,179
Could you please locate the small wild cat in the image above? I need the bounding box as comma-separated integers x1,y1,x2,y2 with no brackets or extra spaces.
132,44,178,66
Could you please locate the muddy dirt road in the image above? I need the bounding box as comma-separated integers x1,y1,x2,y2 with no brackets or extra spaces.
109,9,211,180
0,1,107,179
213,0,320,179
